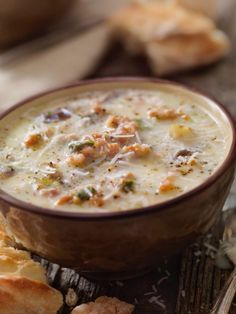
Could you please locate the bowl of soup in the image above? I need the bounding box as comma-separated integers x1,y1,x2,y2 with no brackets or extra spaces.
0,78,235,277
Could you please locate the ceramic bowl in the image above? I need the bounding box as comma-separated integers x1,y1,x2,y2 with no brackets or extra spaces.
0,78,235,278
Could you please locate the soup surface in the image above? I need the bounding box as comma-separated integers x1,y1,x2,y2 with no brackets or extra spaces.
0,87,229,212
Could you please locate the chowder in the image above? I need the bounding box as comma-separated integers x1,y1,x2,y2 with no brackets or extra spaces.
0,87,229,212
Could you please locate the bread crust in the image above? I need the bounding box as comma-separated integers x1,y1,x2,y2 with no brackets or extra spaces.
110,2,230,75
146,30,230,75
110,2,214,45
0,276,63,314
0,214,63,314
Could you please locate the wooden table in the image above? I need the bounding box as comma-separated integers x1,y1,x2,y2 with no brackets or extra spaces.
40,5,236,313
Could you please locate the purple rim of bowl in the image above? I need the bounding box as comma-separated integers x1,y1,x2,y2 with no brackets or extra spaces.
0,77,235,220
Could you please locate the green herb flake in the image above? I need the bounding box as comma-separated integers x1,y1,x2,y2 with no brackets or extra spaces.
41,177,54,186
87,186,97,195
68,140,95,152
77,186,97,201
134,118,150,130
122,180,135,193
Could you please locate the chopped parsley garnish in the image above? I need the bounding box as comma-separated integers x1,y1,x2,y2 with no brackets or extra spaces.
135,118,150,130
77,186,97,201
41,177,54,186
68,140,95,152
122,180,135,193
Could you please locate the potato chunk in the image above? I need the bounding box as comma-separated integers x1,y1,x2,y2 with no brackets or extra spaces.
169,124,193,139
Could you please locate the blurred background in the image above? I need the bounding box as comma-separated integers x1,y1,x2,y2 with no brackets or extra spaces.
0,0,234,109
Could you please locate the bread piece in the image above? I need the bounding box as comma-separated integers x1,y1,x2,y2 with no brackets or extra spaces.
0,216,63,314
71,296,134,314
0,246,47,283
0,276,63,314
177,0,217,19
110,2,230,75
146,29,230,75
110,2,215,52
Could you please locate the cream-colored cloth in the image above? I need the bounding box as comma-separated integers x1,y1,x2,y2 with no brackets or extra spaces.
0,23,109,111
0,0,133,112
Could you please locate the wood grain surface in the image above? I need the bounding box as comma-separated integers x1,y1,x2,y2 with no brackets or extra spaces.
36,2,236,313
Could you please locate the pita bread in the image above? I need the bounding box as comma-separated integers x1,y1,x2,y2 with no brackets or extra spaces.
110,2,230,75
0,216,63,314
110,2,215,45
0,276,63,314
146,30,230,75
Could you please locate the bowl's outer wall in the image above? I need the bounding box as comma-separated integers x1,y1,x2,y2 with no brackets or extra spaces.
0,163,234,272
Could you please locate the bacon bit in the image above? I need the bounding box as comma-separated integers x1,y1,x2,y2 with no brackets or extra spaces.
94,138,108,149
148,108,179,120
120,121,138,135
159,178,176,193
24,133,42,148
105,115,138,134
81,146,96,158
55,195,72,206
148,107,189,121
106,115,120,128
90,195,104,207
107,143,121,157
123,143,151,157
67,154,86,167
158,173,178,193
39,188,60,197
169,124,193,139
92,133,103,139
92,102,106,114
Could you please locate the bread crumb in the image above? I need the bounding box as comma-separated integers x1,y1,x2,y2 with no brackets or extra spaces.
65,288,78,307
71,296,134,314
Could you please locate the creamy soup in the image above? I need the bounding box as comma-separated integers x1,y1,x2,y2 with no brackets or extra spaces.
0,86,230,212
